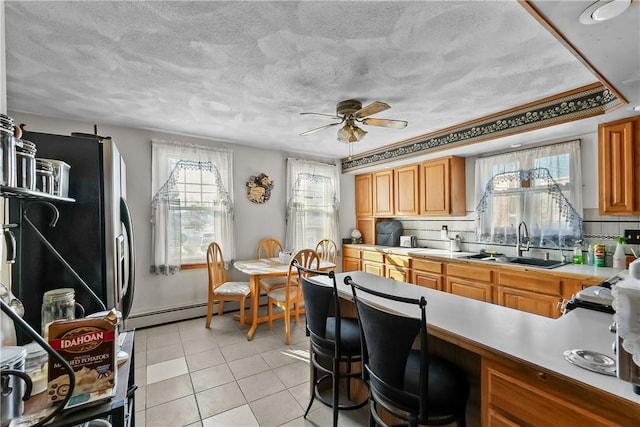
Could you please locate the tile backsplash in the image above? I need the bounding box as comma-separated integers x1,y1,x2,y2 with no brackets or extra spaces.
397,208,640,266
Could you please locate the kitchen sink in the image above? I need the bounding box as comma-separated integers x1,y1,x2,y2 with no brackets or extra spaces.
506,257,564,269
458,253,564,269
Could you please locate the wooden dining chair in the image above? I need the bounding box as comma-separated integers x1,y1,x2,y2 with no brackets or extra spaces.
256,238,284,259
315,238,338,265
267,248,320,344
205,242,252,329
256,238,288,293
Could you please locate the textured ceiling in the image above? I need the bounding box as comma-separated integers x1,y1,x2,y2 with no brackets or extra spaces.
4,1,640,161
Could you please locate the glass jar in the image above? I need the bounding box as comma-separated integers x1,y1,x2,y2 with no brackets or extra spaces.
0,114,16,187
15,139,37,190
35,158,54,194
41,288,84,338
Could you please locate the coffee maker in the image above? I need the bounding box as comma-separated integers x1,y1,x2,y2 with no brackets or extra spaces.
616,334,640,394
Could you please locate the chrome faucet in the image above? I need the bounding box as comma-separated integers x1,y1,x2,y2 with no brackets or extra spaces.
516,221,530,257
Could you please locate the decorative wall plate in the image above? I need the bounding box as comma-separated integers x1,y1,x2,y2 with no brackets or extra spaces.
246,173,274,204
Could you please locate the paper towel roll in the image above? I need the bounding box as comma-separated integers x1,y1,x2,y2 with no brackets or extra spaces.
612,276,640,366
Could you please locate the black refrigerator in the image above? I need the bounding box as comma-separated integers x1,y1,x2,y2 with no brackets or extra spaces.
10,131,135,338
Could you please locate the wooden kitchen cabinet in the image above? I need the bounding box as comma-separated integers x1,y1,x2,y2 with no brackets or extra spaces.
419,156,466,216
394,164,419,216
342,246,360,272
362,249,385,276
482,357,639,427
355,173,373,217
384,253,411,281
373,170,394,216
411,258,444,291
598,116,640,215
356,217,376,245
497,270,563,318
446,263,494,302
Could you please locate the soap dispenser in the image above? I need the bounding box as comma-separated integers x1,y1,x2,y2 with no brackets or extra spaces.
613,237,626,269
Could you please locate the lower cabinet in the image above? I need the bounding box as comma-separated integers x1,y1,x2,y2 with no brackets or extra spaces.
497,271,563,318
446,263,494,303
411,258,444,291
482,357,640,426
342,247,360,272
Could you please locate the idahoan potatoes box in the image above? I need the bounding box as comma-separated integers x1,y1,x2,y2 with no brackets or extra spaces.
47,310,118,409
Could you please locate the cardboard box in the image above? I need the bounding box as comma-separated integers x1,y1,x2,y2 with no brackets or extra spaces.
47,310,118,409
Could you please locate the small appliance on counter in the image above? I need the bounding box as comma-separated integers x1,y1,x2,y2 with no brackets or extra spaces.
563,274,621,314
376,220,403,247
400,235,417,248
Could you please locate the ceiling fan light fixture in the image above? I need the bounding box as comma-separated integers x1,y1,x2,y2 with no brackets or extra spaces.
354,126,367,141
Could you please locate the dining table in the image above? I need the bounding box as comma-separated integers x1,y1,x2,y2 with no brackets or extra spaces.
233,257,336,340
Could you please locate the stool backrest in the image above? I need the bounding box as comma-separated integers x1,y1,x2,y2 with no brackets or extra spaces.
345,276,428,417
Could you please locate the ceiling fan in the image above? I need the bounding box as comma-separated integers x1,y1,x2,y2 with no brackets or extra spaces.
300,99,408,143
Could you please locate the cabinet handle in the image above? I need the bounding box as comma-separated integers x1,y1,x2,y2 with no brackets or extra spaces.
538,372,547,380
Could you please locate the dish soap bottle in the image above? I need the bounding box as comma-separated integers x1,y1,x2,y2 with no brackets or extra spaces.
612,237,626,269
573,241,583,264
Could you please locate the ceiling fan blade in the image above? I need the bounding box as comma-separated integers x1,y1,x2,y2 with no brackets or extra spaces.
355,101,390,118
300,112,342,120
362,118,408,129
300,122,342,136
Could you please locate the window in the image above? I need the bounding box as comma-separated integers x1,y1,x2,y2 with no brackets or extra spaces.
151,139,234,274
285,158,340,252
474,140,582,248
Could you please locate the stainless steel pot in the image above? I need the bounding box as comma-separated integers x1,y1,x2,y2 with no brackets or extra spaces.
1,347,32,427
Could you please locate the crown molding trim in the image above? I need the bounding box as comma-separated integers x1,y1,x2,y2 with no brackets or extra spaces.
341,83,619,172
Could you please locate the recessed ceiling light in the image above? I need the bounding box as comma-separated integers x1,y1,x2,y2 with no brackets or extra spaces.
579,0,631,25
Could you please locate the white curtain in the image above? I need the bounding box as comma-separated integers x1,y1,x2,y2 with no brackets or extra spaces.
151,139,234,274
285,158,340,253
474,140,582,248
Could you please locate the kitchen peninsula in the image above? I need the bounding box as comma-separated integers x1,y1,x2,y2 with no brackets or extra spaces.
313,271,640,426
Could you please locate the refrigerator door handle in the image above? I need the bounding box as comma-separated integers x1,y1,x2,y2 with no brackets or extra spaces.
120,198,135,320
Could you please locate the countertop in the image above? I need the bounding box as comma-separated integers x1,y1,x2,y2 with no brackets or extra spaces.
344,244,622,278
313,271,640,405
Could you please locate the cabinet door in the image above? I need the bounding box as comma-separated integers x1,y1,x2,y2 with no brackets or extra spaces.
342,257,360,272
355,174,373,217
362,261,384,276
497,286,561,318
386,266,409,282
394,164,419,216
356,217,376,245
420,158,449,215
412,270,443,291
419,156,466,216
598,118,639,215
483,358,639,427
373,170,394,216
446,277,493,302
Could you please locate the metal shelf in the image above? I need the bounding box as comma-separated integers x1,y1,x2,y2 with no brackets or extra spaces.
0,185,75,202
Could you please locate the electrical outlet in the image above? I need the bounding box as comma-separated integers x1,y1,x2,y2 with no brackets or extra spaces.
624,229,640,244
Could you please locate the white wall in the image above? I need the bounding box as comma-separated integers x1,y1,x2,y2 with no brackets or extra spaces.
8,111,351,328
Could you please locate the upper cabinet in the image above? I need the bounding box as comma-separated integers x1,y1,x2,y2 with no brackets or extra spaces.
373,170,394,216
419,156,466,216
394,164,419,216
598,116,640,215
355,173,373,217
354,155,466,220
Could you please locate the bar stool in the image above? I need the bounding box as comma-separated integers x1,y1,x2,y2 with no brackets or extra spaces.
295,262,368,427
346,275,469,427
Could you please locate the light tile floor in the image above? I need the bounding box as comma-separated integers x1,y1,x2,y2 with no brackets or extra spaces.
132,313,370,427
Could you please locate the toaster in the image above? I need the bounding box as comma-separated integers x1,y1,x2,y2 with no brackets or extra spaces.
400,235,418,248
